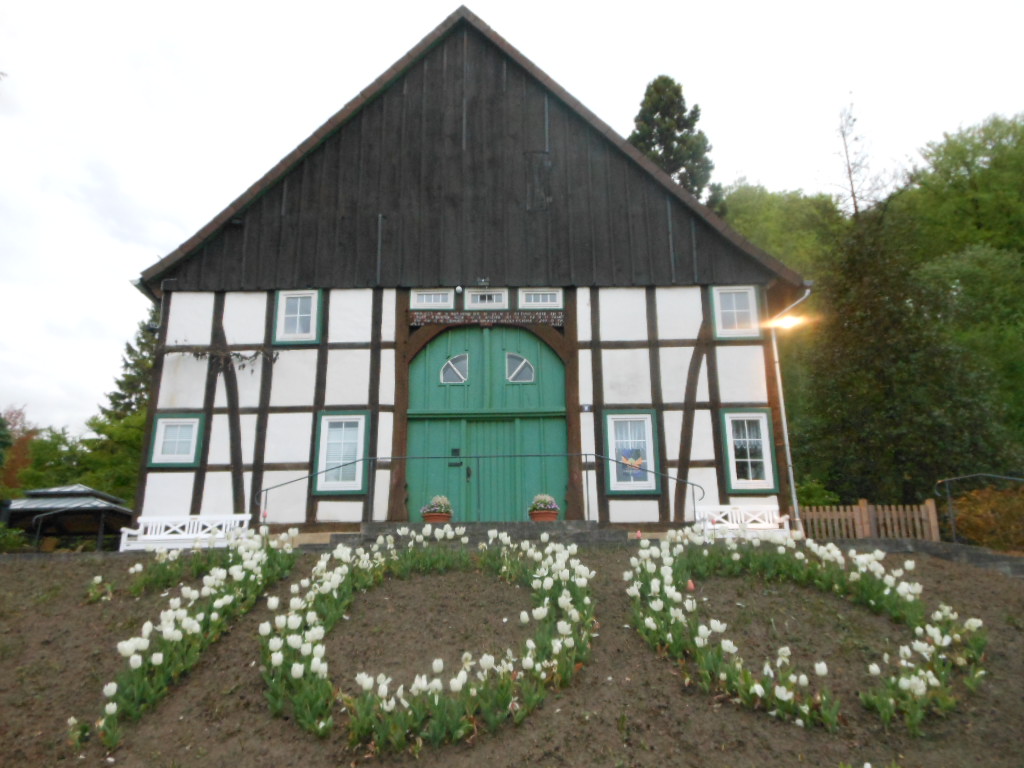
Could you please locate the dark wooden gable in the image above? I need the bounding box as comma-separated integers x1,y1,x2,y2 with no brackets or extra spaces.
140,6,801,298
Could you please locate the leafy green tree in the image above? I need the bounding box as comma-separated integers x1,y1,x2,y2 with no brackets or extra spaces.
721,182,844,277
18,427,88,490
917,244,1024,451
628,75,714,199
797,206,1015,503
899,114,1024,258
0,407,38,499
0,415,11,468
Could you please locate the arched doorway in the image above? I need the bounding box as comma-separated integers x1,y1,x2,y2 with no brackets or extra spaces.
406,326,568,522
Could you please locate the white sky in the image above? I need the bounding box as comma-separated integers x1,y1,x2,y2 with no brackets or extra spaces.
1,0,1020,434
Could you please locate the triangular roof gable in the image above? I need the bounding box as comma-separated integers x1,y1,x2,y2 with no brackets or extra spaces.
140,6,802,297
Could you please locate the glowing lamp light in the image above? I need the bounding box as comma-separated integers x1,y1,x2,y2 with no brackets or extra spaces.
764,314,806,330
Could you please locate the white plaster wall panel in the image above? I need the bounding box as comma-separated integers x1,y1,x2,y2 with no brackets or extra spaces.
372,470,390,521
378,350,395,406
683,467,719,522
263,413,313,464
576,287,591,342
199,472,234,515
716,345,769,403
269,350,318,407
601,348,652,405
581,471,599,522
207,414,258,465
661,409,713,463
259,471,308,523
325,349,372,406
376,411,394,459
663,410,682,461
659,347,709,404
141,472,194,517
222,292,267,345
691,409,715,461
165,292,214,346
157,353,209,409
317,500,364,523
608,498,660,523
599,288,648,341
380,290,396,342
580,411,596,456
214,359,263,408
655,287,703,340
328,289,374,343
577,350,593,407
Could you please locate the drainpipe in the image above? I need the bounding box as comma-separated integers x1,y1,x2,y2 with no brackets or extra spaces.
768,283,812,531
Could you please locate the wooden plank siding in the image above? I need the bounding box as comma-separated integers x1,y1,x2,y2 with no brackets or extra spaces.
151,20,783,296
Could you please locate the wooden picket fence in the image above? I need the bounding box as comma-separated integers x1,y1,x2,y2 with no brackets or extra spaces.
798,499,940,542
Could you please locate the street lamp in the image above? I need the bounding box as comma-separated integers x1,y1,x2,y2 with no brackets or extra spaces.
764,284,812,532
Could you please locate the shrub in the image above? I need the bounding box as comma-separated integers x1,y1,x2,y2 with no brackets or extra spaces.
0,523,27,552
797,477,841,507
952,486,1024,551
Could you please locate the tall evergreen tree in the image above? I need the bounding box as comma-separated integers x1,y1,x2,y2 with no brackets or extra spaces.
628,75,714,199
100,305,158,420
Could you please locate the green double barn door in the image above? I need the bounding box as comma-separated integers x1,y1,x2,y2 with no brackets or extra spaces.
407,327,567,522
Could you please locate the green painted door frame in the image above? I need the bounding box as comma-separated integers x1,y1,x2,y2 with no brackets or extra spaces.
406,327,568,522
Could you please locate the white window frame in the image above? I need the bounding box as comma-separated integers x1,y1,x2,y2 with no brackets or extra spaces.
605,411,660,493
465,287,508,310
721,410,778,493
150,415,203,467
315,412,368,494
712,286,762,339
274,289,321,344
517,287,563,309
410,288,455,310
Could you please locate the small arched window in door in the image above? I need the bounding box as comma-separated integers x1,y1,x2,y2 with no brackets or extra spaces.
506,353,535,383
441,353,469,384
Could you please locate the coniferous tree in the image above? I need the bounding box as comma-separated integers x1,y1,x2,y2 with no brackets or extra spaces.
628,75,715,199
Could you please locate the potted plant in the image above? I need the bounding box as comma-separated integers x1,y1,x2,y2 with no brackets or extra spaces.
528,493,560,522
420,495,454,523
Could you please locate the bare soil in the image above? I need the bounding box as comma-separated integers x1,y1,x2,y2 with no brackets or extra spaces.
2,544,1023,768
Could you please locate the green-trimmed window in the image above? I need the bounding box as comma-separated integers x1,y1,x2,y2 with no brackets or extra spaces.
274,289,321,344
721,409,779,493
149,414,204,467
314,411,370,494
605,410,660,494
712,286,762,339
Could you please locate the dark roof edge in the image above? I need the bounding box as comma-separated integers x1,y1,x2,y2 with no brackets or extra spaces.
140,5,802,293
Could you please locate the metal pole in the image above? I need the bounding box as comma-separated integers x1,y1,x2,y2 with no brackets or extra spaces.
772,325,801,529
766,285,812,531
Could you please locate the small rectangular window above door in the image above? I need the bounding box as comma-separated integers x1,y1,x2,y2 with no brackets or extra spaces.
712,286,762,339
273,289,321,344
149,414,204,467
517,288,563,309
410,288,455,309
721,409,779,493
465,288,508,310
605,410,660,494
314,411,370,494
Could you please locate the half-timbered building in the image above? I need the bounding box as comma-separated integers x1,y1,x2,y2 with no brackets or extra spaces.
135,6,805,529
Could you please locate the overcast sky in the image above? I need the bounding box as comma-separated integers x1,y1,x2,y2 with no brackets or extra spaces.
1,0,1020,434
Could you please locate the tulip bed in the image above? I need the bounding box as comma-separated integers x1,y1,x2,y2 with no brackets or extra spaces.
78,524,990,756
258,525,597,751
625,530,987,736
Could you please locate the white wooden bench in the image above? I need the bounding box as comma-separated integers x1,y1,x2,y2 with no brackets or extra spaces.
119,514,252,552
693,505,790,539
